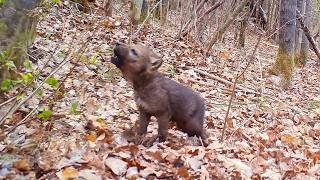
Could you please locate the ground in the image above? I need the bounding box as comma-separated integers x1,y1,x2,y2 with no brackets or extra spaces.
0,0,320,179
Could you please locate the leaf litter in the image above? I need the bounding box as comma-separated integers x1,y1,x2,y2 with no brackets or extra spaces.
0,0,319,179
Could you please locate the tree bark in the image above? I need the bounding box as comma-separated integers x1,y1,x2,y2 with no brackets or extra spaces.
205,0,249,55
271,0,297,89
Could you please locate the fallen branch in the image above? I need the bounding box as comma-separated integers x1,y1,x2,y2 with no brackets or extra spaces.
191,68,258,94
193,69,233,86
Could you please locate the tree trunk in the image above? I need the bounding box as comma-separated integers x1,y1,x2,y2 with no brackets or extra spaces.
155,0,168,24
205,0,249,55
271,0,297,89
294,0,303,64
129,0,147,25
238,12,249,48
299,0,311,65
103,0,112,17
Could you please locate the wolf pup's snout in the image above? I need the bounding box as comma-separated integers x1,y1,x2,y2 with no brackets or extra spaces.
110,43,127,68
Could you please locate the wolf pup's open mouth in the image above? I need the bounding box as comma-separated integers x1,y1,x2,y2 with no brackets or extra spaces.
110,56,122,68
110,43,126,68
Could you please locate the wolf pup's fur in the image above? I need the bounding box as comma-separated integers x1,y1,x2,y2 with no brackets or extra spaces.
111,43,207,145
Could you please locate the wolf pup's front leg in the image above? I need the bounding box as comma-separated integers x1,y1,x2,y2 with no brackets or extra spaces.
134,108,151,145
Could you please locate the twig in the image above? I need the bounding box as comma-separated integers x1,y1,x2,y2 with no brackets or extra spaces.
134,0,162,36
0,20,75,126
0,96,16,108
220,35,262,142
6,107,37,134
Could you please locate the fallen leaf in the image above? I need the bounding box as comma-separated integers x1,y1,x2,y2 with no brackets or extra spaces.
187,157,203,170
144,150,163,162
281,134,298,145
78,169,102,180
13,159,30,171
176,167,189,178
85,132,97,142
105,157,127,176
126,166,138,179
62,167,79,179
219,155,252,178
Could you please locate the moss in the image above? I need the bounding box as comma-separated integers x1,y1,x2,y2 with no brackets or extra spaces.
299,48,308,66
271,47,294,89
0,21,8,33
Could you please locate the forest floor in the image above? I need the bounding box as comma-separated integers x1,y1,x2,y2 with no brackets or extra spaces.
0,1,320,179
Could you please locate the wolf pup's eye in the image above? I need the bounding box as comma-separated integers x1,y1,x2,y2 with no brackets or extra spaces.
130,49,138,56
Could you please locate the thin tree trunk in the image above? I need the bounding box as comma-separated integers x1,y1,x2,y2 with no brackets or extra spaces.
238,9,249,48
205,0,249,55
300,0,311,65
297,10,320,62
294,0,303,63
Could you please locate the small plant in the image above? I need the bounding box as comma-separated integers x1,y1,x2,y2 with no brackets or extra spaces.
45,76,59,89
37,107,53,120
71,101,79,114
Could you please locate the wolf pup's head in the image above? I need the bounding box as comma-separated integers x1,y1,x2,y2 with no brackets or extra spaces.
111,43,163,82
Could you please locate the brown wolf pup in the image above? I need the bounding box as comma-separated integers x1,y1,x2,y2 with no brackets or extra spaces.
111,43,207,146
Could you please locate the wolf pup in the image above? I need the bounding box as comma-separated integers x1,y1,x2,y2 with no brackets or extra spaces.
111,43,207,145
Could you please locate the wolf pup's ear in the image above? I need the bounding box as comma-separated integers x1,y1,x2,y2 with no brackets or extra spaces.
150,58,163,71
150,51,163,70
